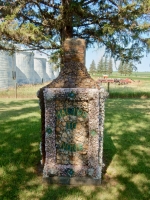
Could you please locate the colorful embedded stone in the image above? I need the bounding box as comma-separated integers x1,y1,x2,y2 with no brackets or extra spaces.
46,127,52,134
68,91,76,99
66,122,76,130
68,107,74,115
90,130,97,136
65,168,74,177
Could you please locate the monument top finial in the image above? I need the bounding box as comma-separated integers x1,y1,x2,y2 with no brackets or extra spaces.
63,38,86,65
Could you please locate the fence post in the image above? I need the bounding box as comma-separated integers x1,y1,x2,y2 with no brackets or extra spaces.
107,82,110,92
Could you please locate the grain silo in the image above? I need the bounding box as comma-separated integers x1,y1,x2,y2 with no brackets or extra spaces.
34,57,50,83
34,69,41,84
16,51,35,84
46,61,55,80
0,51,16,89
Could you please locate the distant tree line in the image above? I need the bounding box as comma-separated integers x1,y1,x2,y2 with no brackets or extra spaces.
118,62,135,76
89,57,113,75
89,57,135,76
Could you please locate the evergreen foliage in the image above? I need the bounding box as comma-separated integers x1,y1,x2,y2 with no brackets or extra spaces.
118,62,124,75
97,56,113,75
108,58,113,75
89,60,96,74
0,0,150,63
118,61,134,75
97,57,104,74
103,57,108,74
128,63,134,75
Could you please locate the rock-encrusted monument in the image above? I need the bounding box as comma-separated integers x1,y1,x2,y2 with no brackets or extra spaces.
37,38,107,185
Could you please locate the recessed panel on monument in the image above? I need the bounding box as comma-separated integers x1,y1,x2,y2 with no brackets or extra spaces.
43,88,104,182
55,98,88,166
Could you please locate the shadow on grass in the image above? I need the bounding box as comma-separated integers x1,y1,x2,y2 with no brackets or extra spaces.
0,99,42,199
103,99,150,200
0,99,150,200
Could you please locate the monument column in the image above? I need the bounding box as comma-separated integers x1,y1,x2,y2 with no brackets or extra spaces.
37,38,107,185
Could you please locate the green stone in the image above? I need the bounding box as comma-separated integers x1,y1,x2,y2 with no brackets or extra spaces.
66,122,77,130
73,123,76,129
76,144,83,151
72,144,76,152
56,110,62,119
68,107,74,115
90,130,97,136
46,127,52,134
66,144,70,151
61,109,66,117
82,111,87,118
64,108,68,115
65,168,74,177
77,109,83,117
70,145,73,152
63,143,68,151
68,91,76,99
58,142,84,152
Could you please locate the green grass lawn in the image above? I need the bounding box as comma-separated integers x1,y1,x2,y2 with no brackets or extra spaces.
0,98,150,200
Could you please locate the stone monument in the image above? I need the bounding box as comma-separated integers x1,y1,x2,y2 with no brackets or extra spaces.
37,38,107,185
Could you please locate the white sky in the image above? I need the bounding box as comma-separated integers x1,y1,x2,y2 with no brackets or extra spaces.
86,48,150,72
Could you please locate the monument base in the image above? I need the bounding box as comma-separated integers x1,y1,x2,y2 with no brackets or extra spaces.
43,176,102,186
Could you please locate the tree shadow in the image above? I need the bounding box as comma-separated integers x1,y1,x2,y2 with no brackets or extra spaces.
103,131,116,175
102,99,150,200
0,98,150,200
0,99,41,199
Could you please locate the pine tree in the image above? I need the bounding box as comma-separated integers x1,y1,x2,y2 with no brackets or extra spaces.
0,0,149,64
103,57,108,74
108,58,113,75
123,63,128,76
128,63,133,75
118,62,134,76
97,58,104,75
89,60,96,75
118,62,123,75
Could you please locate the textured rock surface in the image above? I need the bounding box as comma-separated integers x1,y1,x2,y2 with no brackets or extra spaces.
37,38,108,183
42,88,106,179
55,99,88,165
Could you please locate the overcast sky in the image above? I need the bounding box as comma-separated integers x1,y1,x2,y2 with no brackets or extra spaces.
86,48,150,72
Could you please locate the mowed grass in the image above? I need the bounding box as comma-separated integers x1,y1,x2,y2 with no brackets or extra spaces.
0,98,150,200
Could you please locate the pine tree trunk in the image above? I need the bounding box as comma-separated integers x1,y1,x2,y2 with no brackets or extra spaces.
61,0,73,42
